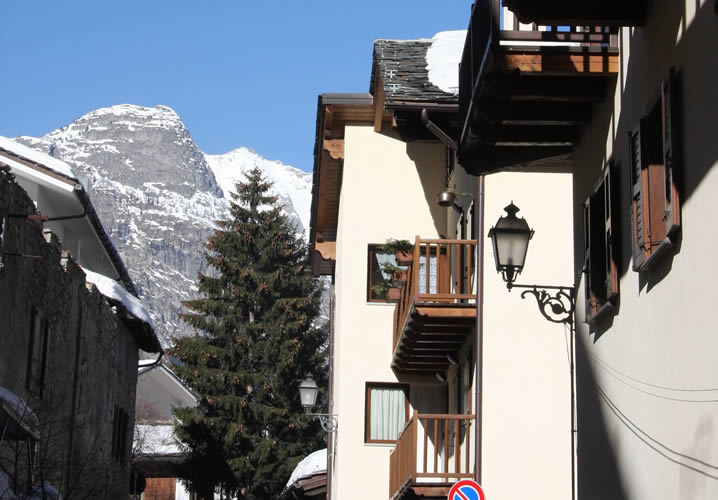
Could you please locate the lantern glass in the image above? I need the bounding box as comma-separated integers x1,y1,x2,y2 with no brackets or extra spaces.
488,203,534,284
298,376,319,412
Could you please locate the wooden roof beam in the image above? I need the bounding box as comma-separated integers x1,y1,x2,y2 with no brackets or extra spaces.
485,74,607,102
474,100,592,125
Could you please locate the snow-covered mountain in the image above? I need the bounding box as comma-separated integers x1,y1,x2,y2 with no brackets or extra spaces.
15,104,313,348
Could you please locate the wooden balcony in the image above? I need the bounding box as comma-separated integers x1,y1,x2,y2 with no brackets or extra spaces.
389,412,475,500
392,238,477,374
458,0,622,175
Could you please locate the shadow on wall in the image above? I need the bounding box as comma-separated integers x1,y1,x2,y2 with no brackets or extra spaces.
575,335,628,500
618,0,718,292
406,141,449,238
574,0,718,298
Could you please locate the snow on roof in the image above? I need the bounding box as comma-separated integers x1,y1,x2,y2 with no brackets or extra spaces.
0,135,77,179
135,424,183,456
425,30,467,96
83,268,153,328
0,386,40,438
285,448,327,489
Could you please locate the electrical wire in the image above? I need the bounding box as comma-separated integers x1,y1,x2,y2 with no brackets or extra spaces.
587,350,718,398
596,384,718,479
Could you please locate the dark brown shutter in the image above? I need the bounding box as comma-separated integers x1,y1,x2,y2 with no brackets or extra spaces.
661,68,681,237
628,124,646,270
603,162,619,299
583,201,594,322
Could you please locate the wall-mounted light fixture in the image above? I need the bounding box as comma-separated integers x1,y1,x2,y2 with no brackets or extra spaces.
488,202,577,500
437,190,472,213
487,203,574,324
298,375,337,432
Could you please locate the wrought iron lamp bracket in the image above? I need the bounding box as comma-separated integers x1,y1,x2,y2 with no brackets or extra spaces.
307,413,338,432
507,283,575,325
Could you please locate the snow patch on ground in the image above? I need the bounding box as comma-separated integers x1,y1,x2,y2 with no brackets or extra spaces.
425,30,467,95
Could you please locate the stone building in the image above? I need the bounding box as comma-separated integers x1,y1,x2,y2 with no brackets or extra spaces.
0,137,161,499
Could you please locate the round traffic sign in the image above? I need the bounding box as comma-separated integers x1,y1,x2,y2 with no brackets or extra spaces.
448,479,486,500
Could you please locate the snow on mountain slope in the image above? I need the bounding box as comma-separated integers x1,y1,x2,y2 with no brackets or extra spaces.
205,147,312,237
15,104,314,347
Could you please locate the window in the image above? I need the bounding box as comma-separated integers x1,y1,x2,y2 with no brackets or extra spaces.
583,161,619,324
26,307,49,398
364,383,409,443
367,245,395,302
112,405,130,463
629,68,681,272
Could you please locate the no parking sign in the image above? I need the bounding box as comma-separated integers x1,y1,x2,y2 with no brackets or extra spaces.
448,479,486,500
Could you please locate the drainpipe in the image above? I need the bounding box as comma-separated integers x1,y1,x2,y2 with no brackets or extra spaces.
474,175,485,484
420,109,457,152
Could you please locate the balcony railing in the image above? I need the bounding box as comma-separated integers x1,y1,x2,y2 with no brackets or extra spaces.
392,237,477,357
389,412,475,500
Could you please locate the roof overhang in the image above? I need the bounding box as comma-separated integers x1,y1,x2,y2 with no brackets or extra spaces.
503,0,647,26
309,93,374,276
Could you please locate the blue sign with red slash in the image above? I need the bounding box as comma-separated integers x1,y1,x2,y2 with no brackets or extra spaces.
448,480,486,500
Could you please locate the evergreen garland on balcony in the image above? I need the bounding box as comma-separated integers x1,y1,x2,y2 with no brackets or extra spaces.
169,167,327,500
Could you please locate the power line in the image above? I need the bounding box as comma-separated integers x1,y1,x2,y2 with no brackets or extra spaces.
596,384,718,480
588,350,718,393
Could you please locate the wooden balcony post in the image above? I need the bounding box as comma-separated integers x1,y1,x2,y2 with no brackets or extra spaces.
411,410,418,484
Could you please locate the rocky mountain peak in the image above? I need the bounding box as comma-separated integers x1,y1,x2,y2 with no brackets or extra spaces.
15,105,314,348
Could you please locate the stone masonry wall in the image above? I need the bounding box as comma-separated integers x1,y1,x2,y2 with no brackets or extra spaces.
0,166,139,499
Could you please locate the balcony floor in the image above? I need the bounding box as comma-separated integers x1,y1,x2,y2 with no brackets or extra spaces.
392,302,476,374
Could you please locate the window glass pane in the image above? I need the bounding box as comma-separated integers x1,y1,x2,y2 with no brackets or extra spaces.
368,246,399,301
418,255,437,294
369,387,406,441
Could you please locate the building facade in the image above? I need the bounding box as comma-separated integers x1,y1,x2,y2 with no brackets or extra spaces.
309,32,573,500
459,0,718,498
0,138,160,499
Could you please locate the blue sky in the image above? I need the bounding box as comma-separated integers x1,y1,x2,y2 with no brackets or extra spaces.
0,1,470,172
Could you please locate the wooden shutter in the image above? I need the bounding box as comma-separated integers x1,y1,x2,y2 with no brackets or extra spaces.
629,124,646,270
661,68,681,237
603,162,619,301
583,202,591,321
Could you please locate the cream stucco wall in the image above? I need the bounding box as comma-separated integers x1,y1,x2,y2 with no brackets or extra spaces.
481,172,574,500
571,1,718,498
331,124,447,499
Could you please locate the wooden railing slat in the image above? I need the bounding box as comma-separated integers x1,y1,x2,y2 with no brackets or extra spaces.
389,414,476,499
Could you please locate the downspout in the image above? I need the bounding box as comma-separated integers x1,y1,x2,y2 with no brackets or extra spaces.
420,109,457,152
474,175,485,484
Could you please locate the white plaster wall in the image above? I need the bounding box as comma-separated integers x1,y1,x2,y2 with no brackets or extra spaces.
331,124,446,499
482,172,574,500
571,1,718,498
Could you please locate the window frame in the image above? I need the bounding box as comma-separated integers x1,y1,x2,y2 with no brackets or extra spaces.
26,307,49,398
584,160,619,324
364,382,410,444
367,245,398,303
629,67,681,272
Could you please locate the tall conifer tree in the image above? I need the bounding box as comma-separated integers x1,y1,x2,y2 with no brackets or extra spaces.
170,168,327,499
